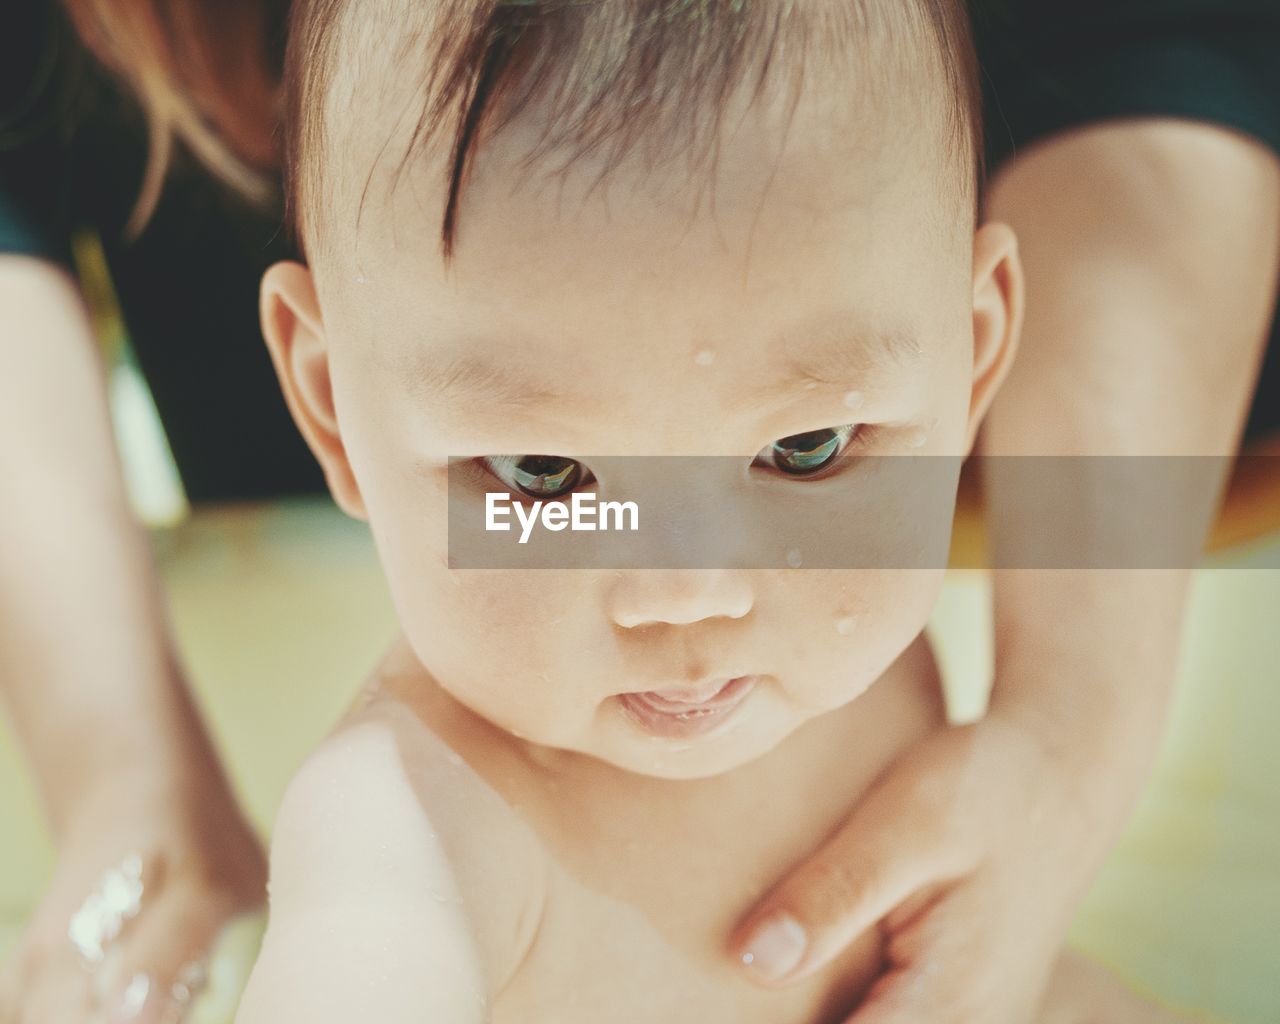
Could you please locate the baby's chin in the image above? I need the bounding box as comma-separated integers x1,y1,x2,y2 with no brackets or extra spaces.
607,745,779,781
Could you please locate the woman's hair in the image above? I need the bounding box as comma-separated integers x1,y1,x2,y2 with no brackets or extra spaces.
60,0,288,233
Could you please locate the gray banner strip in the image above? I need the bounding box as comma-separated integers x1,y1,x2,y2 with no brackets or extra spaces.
446,455,1279,569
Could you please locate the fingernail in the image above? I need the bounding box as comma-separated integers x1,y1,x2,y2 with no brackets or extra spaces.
739,913,807,981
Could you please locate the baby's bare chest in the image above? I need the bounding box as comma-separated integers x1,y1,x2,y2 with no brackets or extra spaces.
493,823,883,1024
490,688,937,1024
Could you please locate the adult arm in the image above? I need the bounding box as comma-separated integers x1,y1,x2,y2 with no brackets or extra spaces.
0,256,267,1024
983,115,1280,871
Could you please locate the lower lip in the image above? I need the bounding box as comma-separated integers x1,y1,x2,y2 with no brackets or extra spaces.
617,676,758,740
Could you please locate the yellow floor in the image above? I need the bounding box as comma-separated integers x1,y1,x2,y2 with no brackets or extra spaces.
1,499,1277,1022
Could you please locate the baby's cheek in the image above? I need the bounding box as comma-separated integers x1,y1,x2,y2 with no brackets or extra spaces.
417,575,535,655
423,574,586,679
787,570,943,707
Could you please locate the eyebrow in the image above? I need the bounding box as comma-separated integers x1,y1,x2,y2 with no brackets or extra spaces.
399,349,572,409
395,313,921,412
748,319,924,404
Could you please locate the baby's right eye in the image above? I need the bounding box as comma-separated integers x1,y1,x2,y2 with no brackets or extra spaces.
482,455,590,499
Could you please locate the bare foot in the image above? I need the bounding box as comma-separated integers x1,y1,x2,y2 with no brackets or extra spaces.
1036,949,1217,1024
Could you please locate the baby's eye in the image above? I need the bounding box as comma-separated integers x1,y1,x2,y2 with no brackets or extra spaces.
482,454,590,499
757,424,861,476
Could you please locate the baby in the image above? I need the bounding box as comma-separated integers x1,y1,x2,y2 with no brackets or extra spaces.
237,1,1202,1021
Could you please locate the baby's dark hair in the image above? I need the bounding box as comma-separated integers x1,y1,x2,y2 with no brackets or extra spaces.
283,0,982,264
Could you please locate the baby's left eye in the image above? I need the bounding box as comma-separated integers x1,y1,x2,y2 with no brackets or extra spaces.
756,424,860,476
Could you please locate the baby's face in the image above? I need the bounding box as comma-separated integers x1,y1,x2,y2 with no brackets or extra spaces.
267,80,1018,779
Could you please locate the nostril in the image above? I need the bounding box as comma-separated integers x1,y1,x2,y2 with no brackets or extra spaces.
615,608,749,630
608,571,755,629
610,608,664,630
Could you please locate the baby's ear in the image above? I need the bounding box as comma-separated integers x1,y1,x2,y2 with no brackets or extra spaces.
260,262,367,519
965,222,1024,452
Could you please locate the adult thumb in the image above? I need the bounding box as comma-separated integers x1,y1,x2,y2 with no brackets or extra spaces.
727,768,973,987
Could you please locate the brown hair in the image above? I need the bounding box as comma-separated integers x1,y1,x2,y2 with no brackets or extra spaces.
284,0,982,265
60,0,288,234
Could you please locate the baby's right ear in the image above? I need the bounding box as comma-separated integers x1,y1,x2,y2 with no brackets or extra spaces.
260,262,367,519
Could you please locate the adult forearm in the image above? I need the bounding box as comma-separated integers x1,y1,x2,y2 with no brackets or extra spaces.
0,256,220,838
980,120,1280,807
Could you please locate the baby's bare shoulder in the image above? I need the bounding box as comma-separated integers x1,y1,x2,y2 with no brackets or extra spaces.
269,697,549,991
239,713,499,1023
264,710,459,921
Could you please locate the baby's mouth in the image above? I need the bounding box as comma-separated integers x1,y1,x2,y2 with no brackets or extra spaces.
617,675,758,739
634,676,749,709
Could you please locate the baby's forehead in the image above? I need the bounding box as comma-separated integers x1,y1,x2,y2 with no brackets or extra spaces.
334,92,961,332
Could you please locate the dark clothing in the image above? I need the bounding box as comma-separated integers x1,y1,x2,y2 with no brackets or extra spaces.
0,0,321,502
2,1,1279,502
974,0,1280,442
976,0,1280,168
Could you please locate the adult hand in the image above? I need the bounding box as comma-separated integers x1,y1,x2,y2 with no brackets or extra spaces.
0,758,266,1024
727,707,1120,1023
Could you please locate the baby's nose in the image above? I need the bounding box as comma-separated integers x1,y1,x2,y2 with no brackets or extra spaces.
607,569,753,628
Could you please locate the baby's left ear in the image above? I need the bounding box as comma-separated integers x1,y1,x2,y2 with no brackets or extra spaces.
965,222,1024,452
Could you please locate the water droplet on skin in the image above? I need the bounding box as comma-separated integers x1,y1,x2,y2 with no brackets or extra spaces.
906,417,939,449
446,751,463,766
835,614,859,635
120,974,151,1017
693,349,716,366
842,389,864,410
803,381,819,391
786,548,803,568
